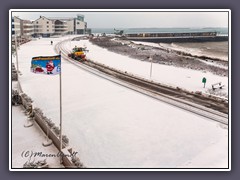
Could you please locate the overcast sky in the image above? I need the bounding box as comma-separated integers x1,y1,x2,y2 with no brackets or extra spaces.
12,10,229,28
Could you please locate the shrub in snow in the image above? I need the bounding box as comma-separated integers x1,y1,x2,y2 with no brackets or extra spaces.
52,126,60,136
62,135,69,145
12,73,18,81
23,159,48,168
25,103,33,114
21,93,33,112
42,116,55,128
12,63,18,81
34,107,43,116
45,118,55,128
12,90,22,105
21,93,33,103
176,87,182,91
71,156,85,168
12,45,16,57
195,91,202,95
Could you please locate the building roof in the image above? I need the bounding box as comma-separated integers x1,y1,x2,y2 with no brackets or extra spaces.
48,17,74,21
13,16,22,21
33,16,53,22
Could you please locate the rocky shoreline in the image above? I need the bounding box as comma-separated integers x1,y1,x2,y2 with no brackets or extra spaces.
89,37,228,77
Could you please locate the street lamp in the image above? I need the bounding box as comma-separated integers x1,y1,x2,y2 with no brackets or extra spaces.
149,55,153,78
14,35,20,91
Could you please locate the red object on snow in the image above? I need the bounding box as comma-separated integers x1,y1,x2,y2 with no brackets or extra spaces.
35,67,44,72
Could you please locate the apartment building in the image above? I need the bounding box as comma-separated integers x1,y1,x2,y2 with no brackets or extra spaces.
75,14,87,34
12,16,21,37
33,16,55,37
49,17,74,35
33,15,88,37
12,14,90,39
21,19,34,40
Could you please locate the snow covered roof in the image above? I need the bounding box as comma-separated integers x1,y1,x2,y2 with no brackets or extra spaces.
33,16,53,22
48,17,74,21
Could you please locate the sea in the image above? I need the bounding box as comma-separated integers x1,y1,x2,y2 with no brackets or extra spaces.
91,27,229,61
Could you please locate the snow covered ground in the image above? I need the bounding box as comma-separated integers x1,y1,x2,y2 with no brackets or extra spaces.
73,39,228,99
12,81,63,168
11,36,229,169
132,40,228,62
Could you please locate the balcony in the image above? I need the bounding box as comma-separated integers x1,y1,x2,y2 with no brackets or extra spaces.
55,25,67,29
55,29,68,32
23,27,34,31
23,32,34,36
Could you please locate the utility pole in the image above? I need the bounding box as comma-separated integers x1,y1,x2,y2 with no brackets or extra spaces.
149,55,153,78
59,50,63,164
14,35,20,91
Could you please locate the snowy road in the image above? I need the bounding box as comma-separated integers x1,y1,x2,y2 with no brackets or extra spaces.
12,36,229,168
56,39,228,124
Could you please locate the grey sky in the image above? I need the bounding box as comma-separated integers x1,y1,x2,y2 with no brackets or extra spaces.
12,10,229,28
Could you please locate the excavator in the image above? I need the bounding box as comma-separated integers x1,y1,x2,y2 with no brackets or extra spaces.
68,46,87,61
114,28,124,35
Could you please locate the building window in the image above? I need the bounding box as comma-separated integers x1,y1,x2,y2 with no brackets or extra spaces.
47,25,49,28
47,29,49,32
47,21,49,24
36,21,38,24
77,22,80,24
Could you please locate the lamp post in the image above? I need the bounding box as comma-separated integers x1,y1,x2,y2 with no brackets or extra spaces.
14,35,20,91
59,50,63,164
149,55,153,78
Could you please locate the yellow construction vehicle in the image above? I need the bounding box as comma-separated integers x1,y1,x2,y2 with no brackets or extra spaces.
68,47,86,61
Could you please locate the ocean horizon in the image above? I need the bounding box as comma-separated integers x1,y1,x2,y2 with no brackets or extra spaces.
91,27,228,35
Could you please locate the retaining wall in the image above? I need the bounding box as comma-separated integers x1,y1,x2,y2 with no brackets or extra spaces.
19,92,82,168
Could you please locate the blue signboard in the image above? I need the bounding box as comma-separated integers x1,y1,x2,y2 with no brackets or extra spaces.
31,55,61,75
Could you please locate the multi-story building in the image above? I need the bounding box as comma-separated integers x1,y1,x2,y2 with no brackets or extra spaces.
21,19,34,40
75,14,87,34
12,16,21,38
53,19,68,35
34,15,88,36
66,18,75,34
64,15,88,34
33,16,55,37
12,14,90,38
49,17,75,35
